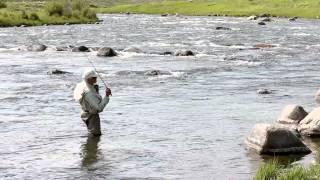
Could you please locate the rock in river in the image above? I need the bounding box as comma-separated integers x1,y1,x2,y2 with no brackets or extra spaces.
97,47,117,57
27,44,47,52
245,123,311,154
71,46,90,52
47,69,70,75
277,105,308,125
174,50,194,56
298,107,320,136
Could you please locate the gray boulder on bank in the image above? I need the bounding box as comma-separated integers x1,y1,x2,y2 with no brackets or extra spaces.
245,123,311,154
298,107,320,136
174,50,194,56
97,47,117,57
277,105,308,125
27,44,47,52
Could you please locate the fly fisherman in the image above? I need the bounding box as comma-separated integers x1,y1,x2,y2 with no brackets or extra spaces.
74,68,112,136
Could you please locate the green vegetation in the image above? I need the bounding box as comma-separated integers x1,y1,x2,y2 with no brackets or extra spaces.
97,0,320,18
0,0,97,27
255,159,320,180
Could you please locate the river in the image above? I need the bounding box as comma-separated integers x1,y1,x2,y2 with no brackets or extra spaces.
1,14,320,179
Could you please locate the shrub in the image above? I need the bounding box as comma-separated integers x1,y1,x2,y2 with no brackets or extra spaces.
72,0,88,11
0,0,6,9
82,8,97,19
29,12,39,21
45,1,64,16
21,11,28,19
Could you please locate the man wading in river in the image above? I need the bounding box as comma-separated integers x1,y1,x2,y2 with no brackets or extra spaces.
74,68,112,136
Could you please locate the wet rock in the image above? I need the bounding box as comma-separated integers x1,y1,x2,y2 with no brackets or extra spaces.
247,15,258,20
125,12,130,15
55,46,70,51
97,47,117,57
277,105,308,125
289,17,298,21
174,50,194,56
159,51,173,55
161,14,169,17
245,123,311,154
259,13,271,18
27,44,47,52
314,89,320,103
47,69,70,75
261,17,272,22
257,89,272,94
71,46,89,52
253,44,276,48
123,47,143,53
215,26,231,30
299,107,320,136
258,21,266,25
144,70,171,76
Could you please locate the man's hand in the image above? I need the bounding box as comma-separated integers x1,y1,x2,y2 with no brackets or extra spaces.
106,88,112,97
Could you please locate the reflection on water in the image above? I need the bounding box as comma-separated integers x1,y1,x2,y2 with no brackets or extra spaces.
81,136,101,167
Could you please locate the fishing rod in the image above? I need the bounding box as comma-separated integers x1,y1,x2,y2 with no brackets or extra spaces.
71,27,110,90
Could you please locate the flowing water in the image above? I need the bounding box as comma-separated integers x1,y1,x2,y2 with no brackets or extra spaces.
1,14,320,179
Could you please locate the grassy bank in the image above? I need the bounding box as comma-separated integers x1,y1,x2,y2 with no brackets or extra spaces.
97,0,320,18
255,159,320,180
0,0,97,27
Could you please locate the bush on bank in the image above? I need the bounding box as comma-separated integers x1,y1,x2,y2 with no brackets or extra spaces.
255,159,320,180
0,0,97,27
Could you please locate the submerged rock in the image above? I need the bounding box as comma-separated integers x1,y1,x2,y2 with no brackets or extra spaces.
174,50,194,56
47,69,70,75
55,46,70,51
97,47,117,57
299,107,320,136
245,123,311,154
257,89,272,94
277,105,308,125
215,26,231,30
253,44,275,48
258,21,266,25
27,44,47,52
71,46,89,52
160,51,173,55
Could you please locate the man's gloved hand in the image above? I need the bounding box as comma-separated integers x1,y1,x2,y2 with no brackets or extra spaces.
106,88,112,97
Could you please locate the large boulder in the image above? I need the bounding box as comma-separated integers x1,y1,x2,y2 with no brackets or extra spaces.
27,44,47,52
174,50,194,56
298,107,320,136
245,123,311,154
277,105,308,124
97,47,117,57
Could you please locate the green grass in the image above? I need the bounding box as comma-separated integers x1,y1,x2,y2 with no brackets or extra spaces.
0,0,97,27
97,0,320,18
255,159,320,180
